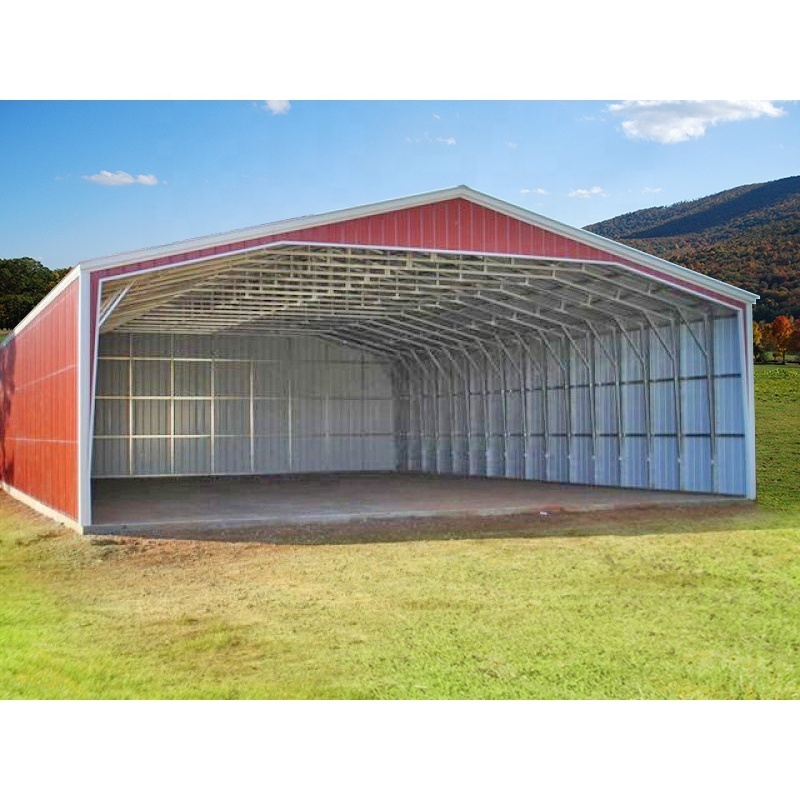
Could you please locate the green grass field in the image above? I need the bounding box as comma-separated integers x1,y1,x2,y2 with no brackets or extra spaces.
1,365,799,699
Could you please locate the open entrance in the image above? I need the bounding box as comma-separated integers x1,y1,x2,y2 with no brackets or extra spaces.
89,243,750,531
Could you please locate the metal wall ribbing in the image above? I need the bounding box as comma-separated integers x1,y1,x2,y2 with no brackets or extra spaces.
93,314,748,496
0,279,80,519
92,332,395,477
394,313,747,495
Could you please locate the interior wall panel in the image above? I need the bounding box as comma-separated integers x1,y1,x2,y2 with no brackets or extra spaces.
93,332,395,477
395,314,749,495
92,316,749,496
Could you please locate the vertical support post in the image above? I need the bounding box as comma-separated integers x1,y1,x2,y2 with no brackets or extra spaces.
642,323,655,489
441,347,471,475
169,343,176,475
742,303,757,499
560,328,595,484
210,341,217,474
249,357,256,473
77,270,93,529
495,335,527,480
388,358,403,472
286,338,292,473
426,347,455,474
460,345,491,477
482,345,493,476
612,325,624,486
472,341,505,477
646,316,684,491
516,332,547,481
359,348,366,472
586,330,597,484
671,317,684,490
395,353,418,472
462,350,472,475
499,343,510,477
539,336,551,480
537,332,570,483
127,334,134,477
409,350,437,473
704,313,718,494
586,320,622,487
616,320,651,489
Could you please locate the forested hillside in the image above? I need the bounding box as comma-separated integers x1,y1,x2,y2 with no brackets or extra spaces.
586,176,800,321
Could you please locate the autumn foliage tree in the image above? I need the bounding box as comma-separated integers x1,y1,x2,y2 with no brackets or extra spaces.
752,317,800,362
771,316,795,364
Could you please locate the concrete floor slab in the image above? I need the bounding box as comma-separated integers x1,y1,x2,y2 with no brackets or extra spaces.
89,472,743,535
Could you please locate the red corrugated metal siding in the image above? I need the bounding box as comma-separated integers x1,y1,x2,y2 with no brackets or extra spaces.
89,197,747,363
0,281,79,519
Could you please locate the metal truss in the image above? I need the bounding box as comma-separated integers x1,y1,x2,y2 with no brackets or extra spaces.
95,243,742,494
100,245,714,352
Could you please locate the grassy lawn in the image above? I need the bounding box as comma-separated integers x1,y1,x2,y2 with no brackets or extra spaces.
1,366,799,699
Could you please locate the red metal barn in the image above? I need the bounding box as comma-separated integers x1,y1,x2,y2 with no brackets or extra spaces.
0,187,758,533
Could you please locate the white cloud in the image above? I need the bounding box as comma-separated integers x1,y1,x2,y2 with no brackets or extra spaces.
432,113,441,120
642,186,663,194
406,132,456,145
83,170,160,186
263,100,291,115
521,188,547,195
569,186,606,199
607,100,786,143
506,141,518,149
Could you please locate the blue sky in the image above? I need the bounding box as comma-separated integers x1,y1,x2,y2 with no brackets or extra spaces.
1,99,798,270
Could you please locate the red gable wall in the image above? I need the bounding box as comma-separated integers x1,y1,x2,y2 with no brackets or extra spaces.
96,198,629,276
89,196,745,368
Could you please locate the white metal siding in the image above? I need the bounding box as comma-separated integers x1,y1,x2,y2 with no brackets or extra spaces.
93,333,395,477
93,314,749,496
394,314,748,495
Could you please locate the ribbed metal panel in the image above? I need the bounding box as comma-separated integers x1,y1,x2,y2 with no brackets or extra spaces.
682,438,712,492
93,332,395,477
92,313,750,496
394,314,749,495
716,437,746,495
0,280,79,518
96,359,129,396
715,376,745,434
680,321,707,378
681,381,710,435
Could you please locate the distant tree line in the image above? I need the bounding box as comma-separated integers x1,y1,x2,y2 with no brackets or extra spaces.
754,316,800,363
0,258,71,331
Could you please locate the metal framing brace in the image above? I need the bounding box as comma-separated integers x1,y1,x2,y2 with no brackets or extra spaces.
86,242,755,509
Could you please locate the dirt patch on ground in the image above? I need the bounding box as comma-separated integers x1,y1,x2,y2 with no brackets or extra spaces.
87,500,759,548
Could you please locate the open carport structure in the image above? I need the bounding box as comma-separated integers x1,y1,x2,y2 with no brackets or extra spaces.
0,186,758,533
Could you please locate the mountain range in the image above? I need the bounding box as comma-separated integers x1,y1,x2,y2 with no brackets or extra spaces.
585,175,800,322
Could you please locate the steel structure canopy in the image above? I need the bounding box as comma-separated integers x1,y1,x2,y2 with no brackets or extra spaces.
98,243,732,358
84,185,757,357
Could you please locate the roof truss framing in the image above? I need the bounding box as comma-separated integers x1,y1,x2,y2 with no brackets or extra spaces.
99,244,723,357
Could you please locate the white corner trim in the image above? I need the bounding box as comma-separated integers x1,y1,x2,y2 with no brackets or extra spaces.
77,271,93,527
742,305,758,500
